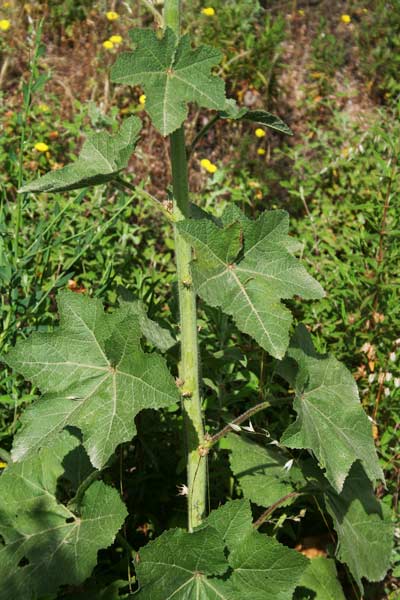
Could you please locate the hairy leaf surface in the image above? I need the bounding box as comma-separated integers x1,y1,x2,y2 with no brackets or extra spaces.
0,432,127,600
178,207,323,358
136,499,308,599
111,28,226,136
280,325,383,491
19,116,141,193
135,526,228,598
4,292,180,468
225,433,299,507
294,557,345,600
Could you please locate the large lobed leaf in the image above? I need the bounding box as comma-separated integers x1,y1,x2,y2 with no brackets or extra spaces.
111,28,226,136
178,205,324,359
19,116,141,193
279,324,383,492
135,499,308,599
0,431,127,600
323,462,393,591
4,292,180,469
224,436,392,589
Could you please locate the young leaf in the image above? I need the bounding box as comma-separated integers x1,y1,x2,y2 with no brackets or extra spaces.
4,291,180,469
19,116,141,193
0,431,127,600
280,325,383,492
111,28,226,136
294,557,346,600
135,526,229,598
177,207,324,359
220,99,293,136
323,462,393,591
225,433,300,507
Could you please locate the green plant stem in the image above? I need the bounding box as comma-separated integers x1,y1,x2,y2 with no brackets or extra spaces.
199,400,270,454
164,0,206,532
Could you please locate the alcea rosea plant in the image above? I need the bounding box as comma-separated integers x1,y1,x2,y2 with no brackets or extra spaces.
0,2,393,598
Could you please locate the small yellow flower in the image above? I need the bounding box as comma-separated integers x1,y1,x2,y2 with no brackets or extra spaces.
3,2,10,8
255,128,266,138
341,14,351,24
109,34,122,44
298,9,305,16
0,461,7,469
201,7,215,16
0,18,10,31
106,10,119,21
34,142,49,152
200,158,217,174
38,103,50,112
257,148,266,156
103,39,114,50
139,94,146,106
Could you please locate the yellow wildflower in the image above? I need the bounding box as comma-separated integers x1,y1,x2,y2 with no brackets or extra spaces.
200,158,217,174
139,94,146,106
298,9,305,16
109,34,122,44
103,39,114,49
38,103,50,112
0,18,10,31
201,7,215,16
341,14,351,24
3,2,10,8
106,10,119,21
34,142,49,152
255,128,266,138
257,148,266,156
0,461,7,469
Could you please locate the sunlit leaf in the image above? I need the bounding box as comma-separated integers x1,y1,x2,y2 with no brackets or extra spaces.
19,116,141,193
221,99,293,135
4,291,180,468
111,28,226,136
136,500,308,599
0,431,127,600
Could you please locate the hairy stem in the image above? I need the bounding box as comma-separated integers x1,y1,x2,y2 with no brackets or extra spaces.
199,401,270,455
164,0,206,531
253,492,302,529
